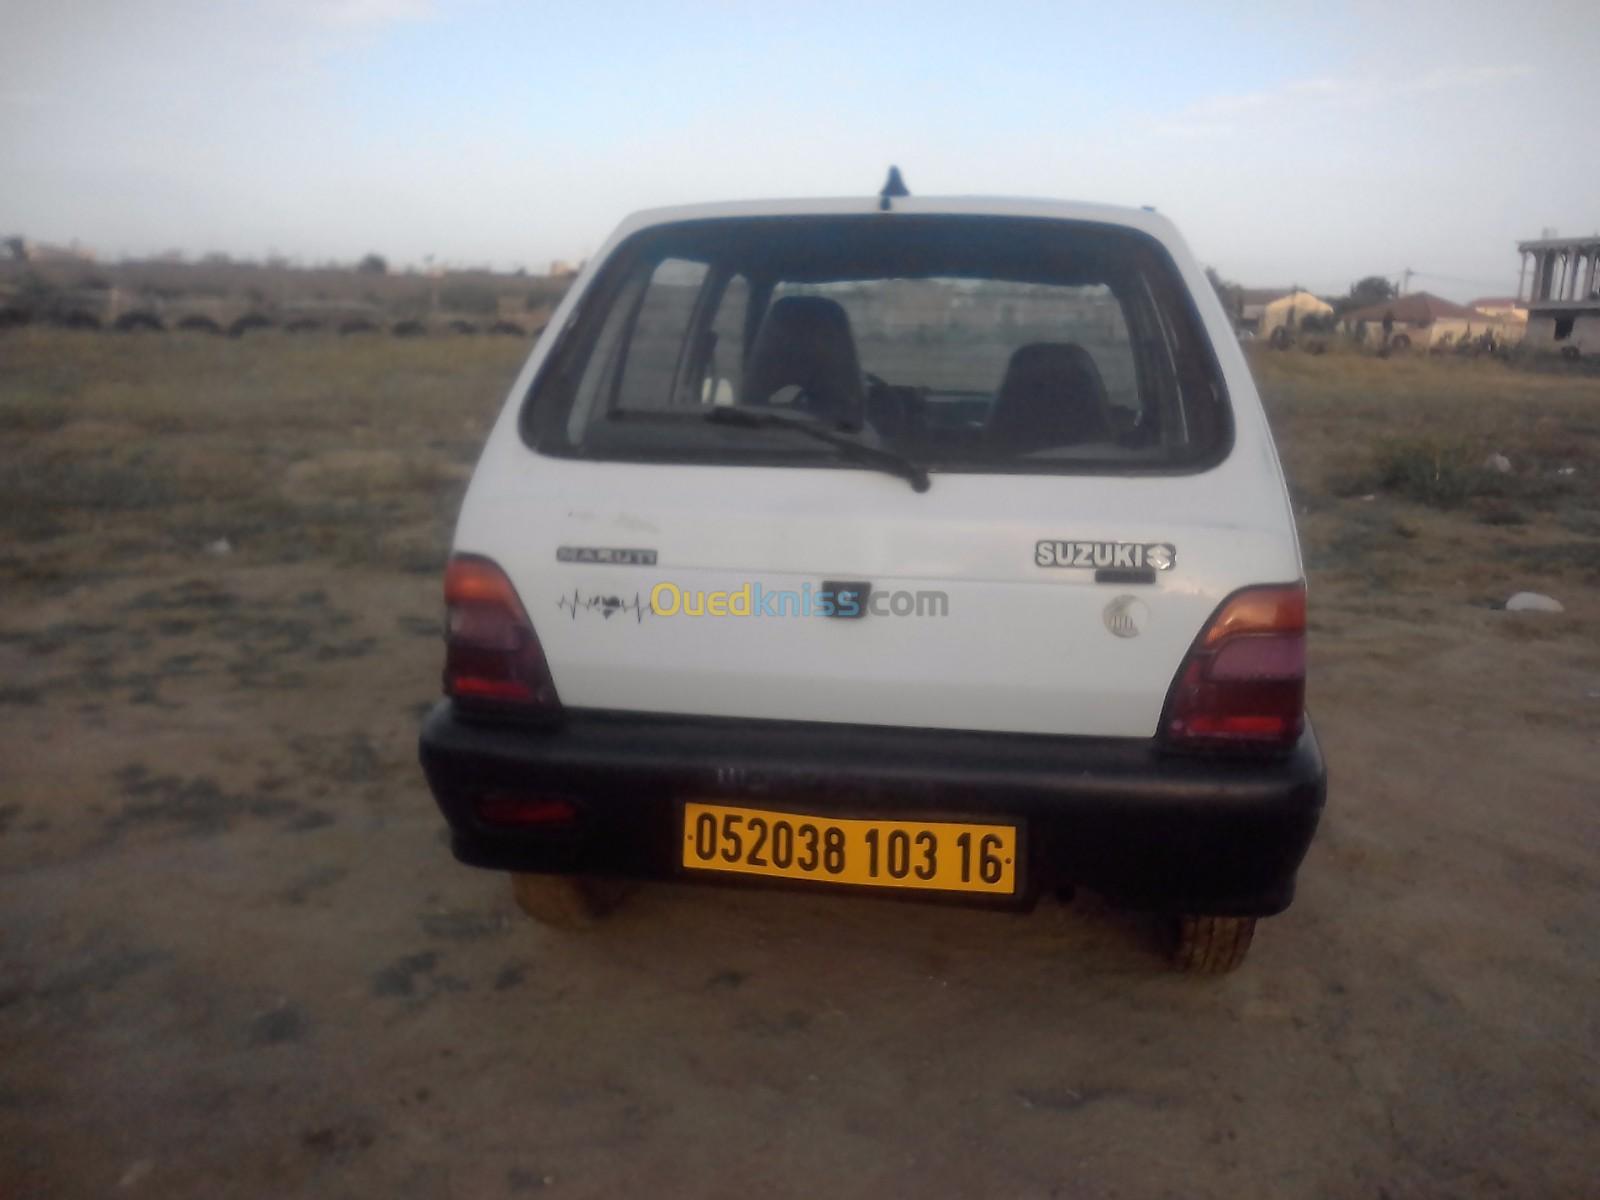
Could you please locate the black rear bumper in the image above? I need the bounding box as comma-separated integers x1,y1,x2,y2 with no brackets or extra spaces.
418,703,1326,916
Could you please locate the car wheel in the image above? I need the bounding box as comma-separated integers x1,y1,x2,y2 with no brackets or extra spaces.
510,873,627,930
1171,915,1256,973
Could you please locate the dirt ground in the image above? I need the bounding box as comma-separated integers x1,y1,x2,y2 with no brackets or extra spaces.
2,333,1597,1198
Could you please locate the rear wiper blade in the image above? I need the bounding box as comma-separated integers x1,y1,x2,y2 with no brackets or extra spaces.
704,406,931,493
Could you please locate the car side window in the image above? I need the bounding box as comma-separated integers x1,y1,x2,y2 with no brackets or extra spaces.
613,258,709,411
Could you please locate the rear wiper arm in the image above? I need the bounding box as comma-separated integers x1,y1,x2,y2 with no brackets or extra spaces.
704,406,931,493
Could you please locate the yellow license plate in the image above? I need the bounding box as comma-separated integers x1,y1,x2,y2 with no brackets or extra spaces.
681,802,1020,895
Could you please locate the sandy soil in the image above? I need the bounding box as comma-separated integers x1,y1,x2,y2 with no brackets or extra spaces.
2,338,1597,1198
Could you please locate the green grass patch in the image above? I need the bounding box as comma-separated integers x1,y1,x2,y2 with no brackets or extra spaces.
1371,438,1483,508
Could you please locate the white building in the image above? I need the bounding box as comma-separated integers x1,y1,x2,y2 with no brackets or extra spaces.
1516,235,1600,357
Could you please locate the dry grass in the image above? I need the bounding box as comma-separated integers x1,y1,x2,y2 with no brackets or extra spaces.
1249,346,1600,598
1253,348,1600,500
0,330,526,586
0,327,525,433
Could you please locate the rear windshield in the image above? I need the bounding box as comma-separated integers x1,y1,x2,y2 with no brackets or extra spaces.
522,215,1230,475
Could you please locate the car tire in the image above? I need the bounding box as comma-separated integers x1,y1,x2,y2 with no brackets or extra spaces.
510,873,627,929
1172,915,1256,973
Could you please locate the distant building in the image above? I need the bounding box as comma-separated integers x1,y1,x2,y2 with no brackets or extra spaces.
1234,287,1293,332
1468,296,1528,325
1341,291,1511,349
1516,234,1600,356
549,260,580,279
3,236,96,263
1260,290,1333,336
1228,287,1333,335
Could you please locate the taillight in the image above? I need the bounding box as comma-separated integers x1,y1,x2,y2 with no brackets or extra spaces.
443,554,561,715
1160,582,1306,754
474,791,579,828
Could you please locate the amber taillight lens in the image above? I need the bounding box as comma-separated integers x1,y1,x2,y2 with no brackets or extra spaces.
1160,583,1306,753
443,554,561,714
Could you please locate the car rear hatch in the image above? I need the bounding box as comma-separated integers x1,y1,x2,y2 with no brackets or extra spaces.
453,204,1302,740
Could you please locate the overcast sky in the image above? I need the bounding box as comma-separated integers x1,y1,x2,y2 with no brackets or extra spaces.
2,0,1596,300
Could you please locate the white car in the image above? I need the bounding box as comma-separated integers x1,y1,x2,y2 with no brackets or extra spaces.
419,176,1326,972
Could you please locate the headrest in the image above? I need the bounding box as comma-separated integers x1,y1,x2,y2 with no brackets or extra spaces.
740,295,865,426
988,341,1113,454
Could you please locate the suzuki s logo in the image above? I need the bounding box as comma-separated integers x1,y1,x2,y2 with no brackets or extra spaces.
1036,541,1177,571
1103,595,1148,639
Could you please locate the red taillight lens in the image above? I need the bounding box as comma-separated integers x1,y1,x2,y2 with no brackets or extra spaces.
443,555,561,714
474,791,579,828
1161,583,1306,753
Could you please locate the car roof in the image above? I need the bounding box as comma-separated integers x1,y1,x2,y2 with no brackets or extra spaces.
612,195,1182,244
